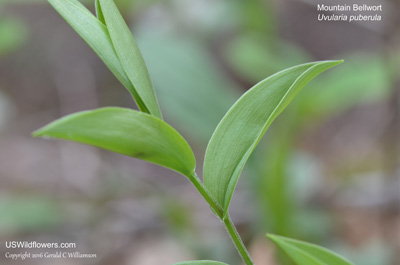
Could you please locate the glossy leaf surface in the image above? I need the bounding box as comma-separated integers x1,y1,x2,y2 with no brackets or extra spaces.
99,0,162,118
33,108,194,176
203,60,343,215
268,234,354,265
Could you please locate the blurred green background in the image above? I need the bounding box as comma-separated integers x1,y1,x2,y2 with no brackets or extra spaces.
0,0,399,264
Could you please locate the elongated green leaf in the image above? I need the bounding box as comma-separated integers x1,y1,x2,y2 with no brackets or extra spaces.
33,108,195,176
99,0,162,119
267,234,354,265
173,261,229,265
203,60,343,215
47,0,157,117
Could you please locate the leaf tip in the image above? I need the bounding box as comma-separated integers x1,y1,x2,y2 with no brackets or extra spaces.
32,129,43,138
32,125,52,138
266,233,287,246
330,59,344,66
266,233,279,241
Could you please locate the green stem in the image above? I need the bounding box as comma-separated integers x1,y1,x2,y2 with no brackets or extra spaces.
188,172,255,265
224,215,255,265
188,172,224,219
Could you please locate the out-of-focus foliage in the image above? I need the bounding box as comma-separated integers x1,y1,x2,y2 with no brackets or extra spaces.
0,195,62,233
225,34,309,81
334,240,395,265
0,18,27,56
298,54,392,120
138,31,240,143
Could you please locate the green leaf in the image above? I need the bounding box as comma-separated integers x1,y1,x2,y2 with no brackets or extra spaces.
94,0,105,24
173,261,229,265
203,60,343,215
33,108,195,176
99,0,162,119
47,0,160,118
267,234,354,265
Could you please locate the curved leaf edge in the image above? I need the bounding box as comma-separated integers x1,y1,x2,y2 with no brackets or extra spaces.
222,60,343,215
32,107,195,177
267,234,354,265
204,60,343,218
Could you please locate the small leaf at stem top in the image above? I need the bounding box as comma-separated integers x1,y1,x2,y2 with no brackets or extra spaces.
48,0,162,118
99,0,162,119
